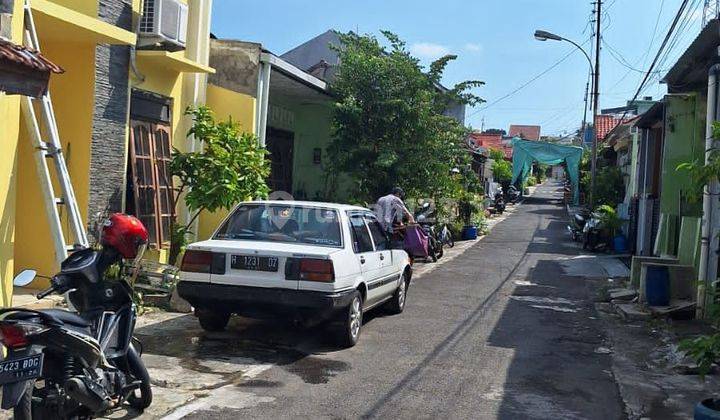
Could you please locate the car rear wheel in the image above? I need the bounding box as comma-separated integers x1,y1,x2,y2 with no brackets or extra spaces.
196,308,230,332
337,291,362,348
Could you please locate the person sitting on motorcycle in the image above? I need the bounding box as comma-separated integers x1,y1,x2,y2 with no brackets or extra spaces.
375,186,415,235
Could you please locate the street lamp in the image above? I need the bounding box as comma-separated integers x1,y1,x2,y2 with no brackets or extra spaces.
534,29,598,207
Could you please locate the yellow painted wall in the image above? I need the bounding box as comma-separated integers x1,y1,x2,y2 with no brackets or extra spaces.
0,0,27,304
207,84,256,133
15,40,96,283
8,0,212,285
47,0,97,17
196,84,256,240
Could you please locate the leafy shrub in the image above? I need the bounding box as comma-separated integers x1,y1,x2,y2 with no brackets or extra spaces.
679,287,720,378
593,166,625,207
492,159,513,183
595,204,623,237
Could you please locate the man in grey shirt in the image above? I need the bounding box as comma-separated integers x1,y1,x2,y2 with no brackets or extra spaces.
376,187,415,234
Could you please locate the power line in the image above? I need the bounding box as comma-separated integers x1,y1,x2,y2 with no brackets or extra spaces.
467,37,592,118
605,0,665,95
602,38,661,73
608,0,692,133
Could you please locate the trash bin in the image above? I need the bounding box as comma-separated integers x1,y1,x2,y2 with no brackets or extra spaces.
461,226,478,240
613,234,628,253
645,265,670,306
694,399,720,419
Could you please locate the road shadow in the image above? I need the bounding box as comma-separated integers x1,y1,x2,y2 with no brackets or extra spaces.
132,304,399,389
487,259,624,419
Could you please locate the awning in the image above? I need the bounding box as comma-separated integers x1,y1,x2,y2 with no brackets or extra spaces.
510,137,584,204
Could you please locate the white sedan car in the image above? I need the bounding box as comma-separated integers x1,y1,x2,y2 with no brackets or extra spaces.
177,201,413,347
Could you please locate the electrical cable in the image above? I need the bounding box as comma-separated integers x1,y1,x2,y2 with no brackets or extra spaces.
466,37,592,118
608,0,692,132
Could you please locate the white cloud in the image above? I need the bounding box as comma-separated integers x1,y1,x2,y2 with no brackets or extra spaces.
464,43,483,53
409,42,451,60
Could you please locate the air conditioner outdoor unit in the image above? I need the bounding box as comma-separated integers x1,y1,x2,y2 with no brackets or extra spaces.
138,0,188,51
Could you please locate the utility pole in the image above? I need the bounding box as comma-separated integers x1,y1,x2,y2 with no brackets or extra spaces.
589,0,602,208
581,77,589,143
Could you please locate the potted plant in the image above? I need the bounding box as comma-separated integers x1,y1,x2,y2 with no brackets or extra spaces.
596,204,627,253
679,288,720,418
458,192,479,240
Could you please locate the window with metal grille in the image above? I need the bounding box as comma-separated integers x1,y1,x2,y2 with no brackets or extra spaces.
129,120,175,249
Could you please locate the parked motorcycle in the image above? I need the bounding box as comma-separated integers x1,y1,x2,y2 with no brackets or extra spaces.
0,214,152,419
582,211,611,251
437,223,454,248
414,202,442,261
505,185,521,204
493,191,506,215
567,208,590,242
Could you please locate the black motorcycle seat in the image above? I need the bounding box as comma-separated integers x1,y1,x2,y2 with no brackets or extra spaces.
7,309,90,328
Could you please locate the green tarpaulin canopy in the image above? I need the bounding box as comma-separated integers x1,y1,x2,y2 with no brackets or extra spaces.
510,137,583,204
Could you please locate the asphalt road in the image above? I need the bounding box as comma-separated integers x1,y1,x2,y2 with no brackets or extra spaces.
136,182,625,419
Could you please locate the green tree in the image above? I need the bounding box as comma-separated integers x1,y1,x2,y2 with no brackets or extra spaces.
327,31,484,203
483,128,506,135
168,106,270,263
488,148,505,162
492,159,512,184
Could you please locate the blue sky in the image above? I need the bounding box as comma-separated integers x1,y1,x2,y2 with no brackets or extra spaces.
211,0,703,136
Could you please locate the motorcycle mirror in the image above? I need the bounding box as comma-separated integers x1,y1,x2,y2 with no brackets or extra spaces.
13,270,37,287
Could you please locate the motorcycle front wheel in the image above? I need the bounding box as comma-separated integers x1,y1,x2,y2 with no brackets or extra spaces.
446,233,455,248
125,345,152,410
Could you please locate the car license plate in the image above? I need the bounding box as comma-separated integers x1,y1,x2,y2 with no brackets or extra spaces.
0,354,43,385
231,255,279,272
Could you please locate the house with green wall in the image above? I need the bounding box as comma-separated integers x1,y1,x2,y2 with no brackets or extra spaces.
629,19,720,313
207,38,341,203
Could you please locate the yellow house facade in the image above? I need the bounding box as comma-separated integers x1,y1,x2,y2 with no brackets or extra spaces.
0,0,216,301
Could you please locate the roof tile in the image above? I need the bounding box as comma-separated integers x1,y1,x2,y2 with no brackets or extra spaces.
0,38,63,74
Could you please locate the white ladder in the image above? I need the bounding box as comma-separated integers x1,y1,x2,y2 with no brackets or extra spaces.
20,0,89,264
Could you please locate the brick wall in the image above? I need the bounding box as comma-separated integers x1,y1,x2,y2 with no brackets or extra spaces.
87,0,132,226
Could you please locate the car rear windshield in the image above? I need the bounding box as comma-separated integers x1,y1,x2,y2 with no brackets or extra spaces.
214,204,343,247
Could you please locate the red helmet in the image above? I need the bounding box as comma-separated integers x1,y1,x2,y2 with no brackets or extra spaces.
101,213,149,259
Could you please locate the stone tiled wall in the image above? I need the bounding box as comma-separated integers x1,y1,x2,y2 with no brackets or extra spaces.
87,0,132,226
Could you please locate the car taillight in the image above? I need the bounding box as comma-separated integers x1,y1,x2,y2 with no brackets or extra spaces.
181,250,225,274
285,258,335,282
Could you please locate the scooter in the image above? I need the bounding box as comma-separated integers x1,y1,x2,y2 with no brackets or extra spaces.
505,185,521,204
493,191,506,215
0,214,152,419
567,208,590,242
582,212,611,251
414,202,442,261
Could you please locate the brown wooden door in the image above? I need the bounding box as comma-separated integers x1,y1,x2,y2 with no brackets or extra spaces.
129,120,175,248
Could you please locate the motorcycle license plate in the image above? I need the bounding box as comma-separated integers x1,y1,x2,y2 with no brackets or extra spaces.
0,354,43,385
